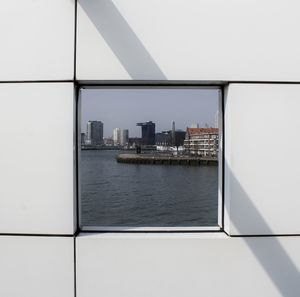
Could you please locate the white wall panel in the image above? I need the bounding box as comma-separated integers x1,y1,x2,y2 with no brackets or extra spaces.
225,84,300,235
77,0,300,82
0,236,74,297
0,83,75,234
77,233,300,297
0,0,74,81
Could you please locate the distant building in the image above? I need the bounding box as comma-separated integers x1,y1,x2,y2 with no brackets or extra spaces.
156,130,186,148
174,130,186,147
120,129,129,146
113,128,121,145
128,137,142,147
86,121,103,145
103,137,114,146
155,132,171,146
113,128,129,146
184,128,219,157
190,123,200,128
81,133,86,145
155,121,186,148
137,121,155,145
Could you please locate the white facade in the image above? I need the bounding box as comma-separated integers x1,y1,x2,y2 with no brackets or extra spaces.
1,1,300,297
77,233,300,297
224,84,300,235
76,0,300,82
184,128,219,157
0,83,75,234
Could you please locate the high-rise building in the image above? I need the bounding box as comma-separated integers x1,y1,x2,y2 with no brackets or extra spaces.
113,128,121,145
86,121,103,145
113,128,129,146
120,129,129,146
137,121,156,145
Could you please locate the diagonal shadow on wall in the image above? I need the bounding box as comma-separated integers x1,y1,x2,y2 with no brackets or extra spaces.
78,1,300,294
78,0,167,80
225,159,300,296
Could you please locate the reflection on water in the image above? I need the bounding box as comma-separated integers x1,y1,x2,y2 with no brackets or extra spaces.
81,150,218,227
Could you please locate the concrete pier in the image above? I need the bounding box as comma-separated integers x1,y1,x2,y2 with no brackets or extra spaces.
116,153,218,166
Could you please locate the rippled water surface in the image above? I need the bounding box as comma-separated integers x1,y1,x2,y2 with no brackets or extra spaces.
81,150,218,227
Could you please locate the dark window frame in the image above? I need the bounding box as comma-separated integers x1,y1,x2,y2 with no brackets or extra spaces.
75,83,225,233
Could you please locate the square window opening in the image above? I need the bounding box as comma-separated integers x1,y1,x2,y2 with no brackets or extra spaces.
77,86,223,232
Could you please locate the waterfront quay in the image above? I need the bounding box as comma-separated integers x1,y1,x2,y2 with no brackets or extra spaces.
116,153,218,166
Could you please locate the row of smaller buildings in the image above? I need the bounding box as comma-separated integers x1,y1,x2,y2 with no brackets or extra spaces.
82,121,219,157
127,127,219,157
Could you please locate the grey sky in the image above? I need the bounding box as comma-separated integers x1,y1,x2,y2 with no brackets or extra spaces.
81,88,219,138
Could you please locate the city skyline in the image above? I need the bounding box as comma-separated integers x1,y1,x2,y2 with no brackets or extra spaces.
81,88,219,138
82,118,218,141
